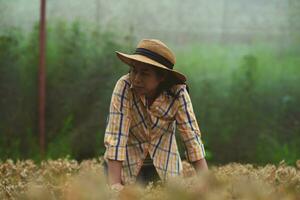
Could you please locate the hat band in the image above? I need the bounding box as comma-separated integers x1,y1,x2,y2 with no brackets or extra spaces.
134,48,174,69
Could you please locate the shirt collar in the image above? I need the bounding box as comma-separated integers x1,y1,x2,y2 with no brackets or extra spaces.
130,82,167,109
129,82,145,106
129,83,134,90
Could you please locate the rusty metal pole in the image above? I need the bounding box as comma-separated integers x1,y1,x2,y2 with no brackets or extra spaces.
39,0,46,158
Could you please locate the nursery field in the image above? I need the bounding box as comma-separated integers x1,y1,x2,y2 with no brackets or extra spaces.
1,158,299,200
1,2,300,199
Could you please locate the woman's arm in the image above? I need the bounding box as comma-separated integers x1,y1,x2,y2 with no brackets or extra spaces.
192,158,208,173
107,159,123,185
103,78,131,187
175,85,208,170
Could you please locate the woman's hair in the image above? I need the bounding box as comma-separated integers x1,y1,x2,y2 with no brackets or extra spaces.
153,67,189,99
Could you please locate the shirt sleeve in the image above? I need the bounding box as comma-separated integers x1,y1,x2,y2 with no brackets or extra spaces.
104,78,131,161
175,85,206,162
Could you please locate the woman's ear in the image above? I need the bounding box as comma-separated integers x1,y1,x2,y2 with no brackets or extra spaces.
157,74,165,84
160,71,169,82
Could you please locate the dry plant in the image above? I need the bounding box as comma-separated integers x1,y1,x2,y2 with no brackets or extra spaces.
0,157,299,200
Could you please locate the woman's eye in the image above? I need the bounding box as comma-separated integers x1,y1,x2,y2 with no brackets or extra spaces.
141,72,150,76
130,68,149,76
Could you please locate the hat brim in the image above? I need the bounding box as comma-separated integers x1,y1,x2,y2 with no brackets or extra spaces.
116,51,187,83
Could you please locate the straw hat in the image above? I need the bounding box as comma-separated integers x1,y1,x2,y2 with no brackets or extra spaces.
115,39,187,83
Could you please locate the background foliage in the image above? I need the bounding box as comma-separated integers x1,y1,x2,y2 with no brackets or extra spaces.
0,20,299,164
0,0,300,165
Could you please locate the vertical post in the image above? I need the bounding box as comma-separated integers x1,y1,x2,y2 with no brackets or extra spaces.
39,0,46,158
221,0,228,43
95,0,100,26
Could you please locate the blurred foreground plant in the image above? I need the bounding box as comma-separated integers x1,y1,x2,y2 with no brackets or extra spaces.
0,157,299,200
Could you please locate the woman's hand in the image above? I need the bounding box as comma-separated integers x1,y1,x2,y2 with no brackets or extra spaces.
110,183,124,192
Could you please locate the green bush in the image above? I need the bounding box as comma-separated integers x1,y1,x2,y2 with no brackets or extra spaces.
0,21,299,164
0,20,133,161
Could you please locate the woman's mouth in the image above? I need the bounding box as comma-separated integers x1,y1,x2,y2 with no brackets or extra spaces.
133,86,144,92
133,85,144,89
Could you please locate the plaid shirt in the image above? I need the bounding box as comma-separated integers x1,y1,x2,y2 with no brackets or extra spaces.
104,73,206,183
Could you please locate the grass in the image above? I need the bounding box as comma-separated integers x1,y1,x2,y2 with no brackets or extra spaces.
0,157,299,200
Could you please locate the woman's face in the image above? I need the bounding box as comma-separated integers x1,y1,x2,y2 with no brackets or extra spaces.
129,62,165,98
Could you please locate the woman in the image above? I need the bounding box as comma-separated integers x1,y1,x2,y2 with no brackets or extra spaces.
103,39,208,191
